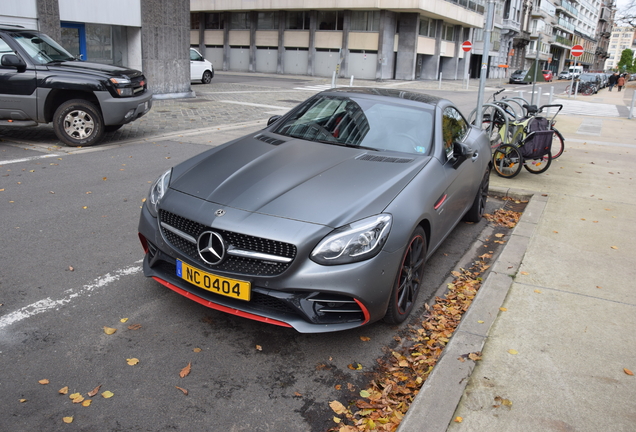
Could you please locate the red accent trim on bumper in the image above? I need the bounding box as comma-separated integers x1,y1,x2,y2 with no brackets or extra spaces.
152,276,293,328
138,233,149,254
354,298,370,325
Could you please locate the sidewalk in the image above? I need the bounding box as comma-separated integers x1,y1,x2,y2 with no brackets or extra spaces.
399,83,636,432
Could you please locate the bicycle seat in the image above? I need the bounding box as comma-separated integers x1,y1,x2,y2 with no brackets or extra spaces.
523,104,539,115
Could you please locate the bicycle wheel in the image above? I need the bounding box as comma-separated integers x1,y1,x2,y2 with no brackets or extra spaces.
481,119,503,148
582,85,594,96
524,152,552,174
565,84,572,95
550,128,565,159
492,144,523,178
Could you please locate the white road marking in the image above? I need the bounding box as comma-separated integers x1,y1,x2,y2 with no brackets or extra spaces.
552,98,620,117
0,153,60,165
219,100,291,110
0,263,142,330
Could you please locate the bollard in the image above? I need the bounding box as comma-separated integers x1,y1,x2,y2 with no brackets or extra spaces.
546,86,554,117
350,75,354,87
536,86,542,108
629,90,636,120
439,72,442,89
331,71,336,89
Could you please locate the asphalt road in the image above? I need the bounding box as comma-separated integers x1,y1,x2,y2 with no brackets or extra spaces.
1,75,509,431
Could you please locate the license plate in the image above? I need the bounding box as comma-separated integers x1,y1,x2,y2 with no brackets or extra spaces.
176,260,250,301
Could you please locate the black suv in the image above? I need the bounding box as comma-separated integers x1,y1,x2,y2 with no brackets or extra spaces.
0,25,152,146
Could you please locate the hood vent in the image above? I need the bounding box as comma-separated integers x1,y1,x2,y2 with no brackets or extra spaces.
356,154,414,164
255,134,286,146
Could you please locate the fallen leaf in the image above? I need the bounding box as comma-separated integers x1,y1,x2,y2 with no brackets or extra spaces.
553,231,559,234
347,363,363,370
499,307,507,312
534,289,542,294
360,390,370,398
611,246,618,250
39,379,49,385
334,384,342,390
625,368,634,376
193,347,202,353
294,392,302,397
468,352,482,361
127,358,139,366
359,336,371,342
62,416,74,424
120,318,129,323
520,271,529,275
19,399,27,403
477,320,485,324
329,400,347,414
71,394,84,404
102,177,107,181
333,416,341,423
180,362,191,378
58,386,69,395
495,233,505,238
176,386,189,395
103,327,117,335
68,266,74,271
508,349,518,355
82,206,88,209
502,398,513,407
69,392,81,400
101,390,114,398
454,416,463,423
87,385,101,397
596,286,602,289
128,323,142,330
82,399,92,407
255,345,262,351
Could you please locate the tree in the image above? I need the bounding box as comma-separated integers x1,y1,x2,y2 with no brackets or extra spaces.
616,0,636,26
617,49,634,72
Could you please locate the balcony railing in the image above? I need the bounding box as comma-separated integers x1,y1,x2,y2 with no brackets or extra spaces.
555,35,573,46
557,0,578,17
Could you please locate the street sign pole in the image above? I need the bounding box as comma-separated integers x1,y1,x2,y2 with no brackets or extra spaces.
531,34,541,105
475,0,495,126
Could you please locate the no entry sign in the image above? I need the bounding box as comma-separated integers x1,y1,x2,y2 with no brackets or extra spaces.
461,41,472,52
571,44,584,57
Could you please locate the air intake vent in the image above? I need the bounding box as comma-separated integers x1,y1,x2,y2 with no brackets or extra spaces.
255,134,286,146
357,154,414,164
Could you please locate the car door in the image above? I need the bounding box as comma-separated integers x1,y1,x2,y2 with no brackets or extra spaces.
0,35,37,121
190,48,205,81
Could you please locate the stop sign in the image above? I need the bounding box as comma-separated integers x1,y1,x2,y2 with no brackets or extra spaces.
571,45,584,57
461,41,472,52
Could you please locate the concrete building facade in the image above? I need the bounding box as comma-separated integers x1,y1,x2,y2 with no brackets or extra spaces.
189,0,485,81
605,25,636,70
0,0,190,95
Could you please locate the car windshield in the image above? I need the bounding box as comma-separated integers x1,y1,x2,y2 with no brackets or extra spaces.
513,70,526,75
579,74,595,82
273,95,434,155
11,31,75,64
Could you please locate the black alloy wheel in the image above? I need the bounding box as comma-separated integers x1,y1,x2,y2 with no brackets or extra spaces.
384,226,427,324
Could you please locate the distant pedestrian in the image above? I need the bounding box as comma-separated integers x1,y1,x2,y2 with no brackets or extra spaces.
608,72,618,91
617,74,626,92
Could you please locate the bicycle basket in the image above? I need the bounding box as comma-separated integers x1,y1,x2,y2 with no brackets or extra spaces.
520,117,553,159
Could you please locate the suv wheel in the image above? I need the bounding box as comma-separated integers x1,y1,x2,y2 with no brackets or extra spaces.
53,99,105,147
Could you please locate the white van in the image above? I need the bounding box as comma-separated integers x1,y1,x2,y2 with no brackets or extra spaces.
569,65,583,78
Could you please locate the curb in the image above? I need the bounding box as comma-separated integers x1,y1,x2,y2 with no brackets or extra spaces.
397,186,547,432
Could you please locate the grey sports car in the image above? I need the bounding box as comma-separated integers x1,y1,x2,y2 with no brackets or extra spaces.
138,88,491,333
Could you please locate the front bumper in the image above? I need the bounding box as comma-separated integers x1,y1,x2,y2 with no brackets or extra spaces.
95,90,153,126
137,198,403,333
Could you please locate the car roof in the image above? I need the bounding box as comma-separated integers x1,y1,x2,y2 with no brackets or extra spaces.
318,87,444,108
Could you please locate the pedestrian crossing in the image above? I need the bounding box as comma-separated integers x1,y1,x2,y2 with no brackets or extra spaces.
551,98,620,117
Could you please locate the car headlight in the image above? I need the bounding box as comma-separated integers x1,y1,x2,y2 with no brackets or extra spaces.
311,214,392,265
147,169,171,217
110,77,134,97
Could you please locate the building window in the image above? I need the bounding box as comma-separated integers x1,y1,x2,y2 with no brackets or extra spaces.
230,12,249,30
443,24,455,41
419,17,435,37
205,13,224,30
317,11,343,30
351,11,380,31
257,12,279,30
191,13,200,30
286,11,310,30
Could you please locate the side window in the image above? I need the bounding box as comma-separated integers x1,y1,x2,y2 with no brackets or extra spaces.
190,49,202,61
0,38,13,65
442,107,469,160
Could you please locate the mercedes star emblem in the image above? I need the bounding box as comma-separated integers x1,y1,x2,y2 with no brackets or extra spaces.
197,231,225,265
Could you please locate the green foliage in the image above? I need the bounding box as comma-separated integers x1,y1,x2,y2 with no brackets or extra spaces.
617,49,634,72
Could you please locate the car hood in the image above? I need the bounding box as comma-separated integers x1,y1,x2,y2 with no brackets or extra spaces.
169,135,431,227
46,61,144,79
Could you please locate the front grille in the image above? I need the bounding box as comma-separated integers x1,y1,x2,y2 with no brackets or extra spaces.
159,210,296,277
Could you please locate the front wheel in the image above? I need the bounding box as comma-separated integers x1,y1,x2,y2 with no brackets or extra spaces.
53,99,105,147
492,144,523,178
384,227,427,325
202,70,213,84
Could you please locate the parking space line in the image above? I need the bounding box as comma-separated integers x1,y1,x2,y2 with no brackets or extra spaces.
0,153,61,165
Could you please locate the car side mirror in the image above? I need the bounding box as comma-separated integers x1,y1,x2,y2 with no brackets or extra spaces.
267,115,281,126
452,141,471,168
1,54,27,72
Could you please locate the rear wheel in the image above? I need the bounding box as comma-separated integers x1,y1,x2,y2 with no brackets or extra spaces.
384,227,427,325
464,170,489,222
492,144,523,178
53,99,105,147
524,152,552,174
550,128,565,159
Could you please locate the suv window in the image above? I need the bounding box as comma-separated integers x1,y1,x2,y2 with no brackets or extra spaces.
0,37,12,59
442,107,468,160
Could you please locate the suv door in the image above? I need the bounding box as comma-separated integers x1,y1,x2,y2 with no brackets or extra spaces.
0,35,37,121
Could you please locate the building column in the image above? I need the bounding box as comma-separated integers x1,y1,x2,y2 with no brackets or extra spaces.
249,11,257,72
140,0,190,95
277,11,285,74
340,10,351,78
395,13,419,80
36,0,61,42
222,12,230,71
420,20,442,80
376,10,397,80
198,12,205,56
307,10,317,76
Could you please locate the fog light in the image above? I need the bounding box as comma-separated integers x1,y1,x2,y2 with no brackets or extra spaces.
124,109,134,119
